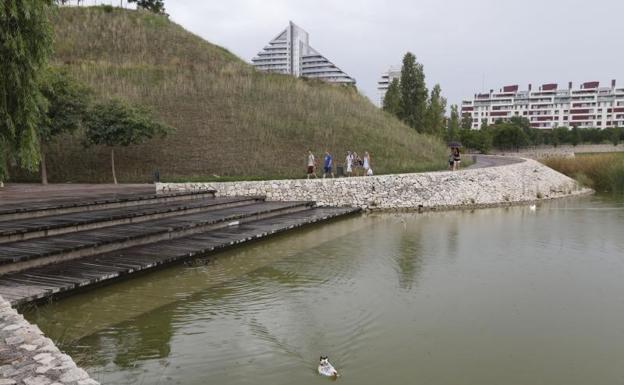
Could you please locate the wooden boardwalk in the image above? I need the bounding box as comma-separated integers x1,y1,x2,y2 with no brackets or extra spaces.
0,207,356,306
0,184,360,306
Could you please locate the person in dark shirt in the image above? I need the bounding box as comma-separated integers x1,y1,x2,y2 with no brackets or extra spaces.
323,150,334,178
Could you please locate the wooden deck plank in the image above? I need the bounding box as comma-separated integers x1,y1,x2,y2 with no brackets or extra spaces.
1,206,359,306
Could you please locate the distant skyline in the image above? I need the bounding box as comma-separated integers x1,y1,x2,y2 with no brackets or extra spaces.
82,0,624,108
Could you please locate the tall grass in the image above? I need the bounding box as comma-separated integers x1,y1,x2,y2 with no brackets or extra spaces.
543,153,624,193
13,6,446,183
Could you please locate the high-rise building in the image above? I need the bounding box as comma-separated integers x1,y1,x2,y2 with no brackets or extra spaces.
251,22,355,85
461,80,624,129
377,66,400,106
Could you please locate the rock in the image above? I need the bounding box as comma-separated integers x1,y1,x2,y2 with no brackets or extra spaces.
22,376,51,385
77,379,100,385
5,336,24,345
59,367,89,383
19,344,38,352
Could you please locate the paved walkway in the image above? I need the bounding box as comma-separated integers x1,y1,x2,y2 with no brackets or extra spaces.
467,154,524,169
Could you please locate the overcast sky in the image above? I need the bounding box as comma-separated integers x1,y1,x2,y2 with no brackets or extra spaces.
113,0,624,107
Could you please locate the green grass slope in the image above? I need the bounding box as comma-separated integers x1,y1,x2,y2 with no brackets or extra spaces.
28,6,446,182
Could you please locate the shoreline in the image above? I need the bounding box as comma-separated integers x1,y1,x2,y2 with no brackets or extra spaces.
158,155,593,211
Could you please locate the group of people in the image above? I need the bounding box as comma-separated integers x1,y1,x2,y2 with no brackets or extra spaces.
307,150,372,179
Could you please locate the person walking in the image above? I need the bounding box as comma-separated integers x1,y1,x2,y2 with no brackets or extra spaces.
453,147,461,171
306,150,317,179
363,151,371,176
323,150,334,178
345,151,353,177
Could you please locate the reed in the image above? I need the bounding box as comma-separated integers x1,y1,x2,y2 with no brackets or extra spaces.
13,6,446,183
543,153,624,193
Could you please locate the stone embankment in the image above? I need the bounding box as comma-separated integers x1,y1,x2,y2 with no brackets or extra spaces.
0,295,99,385
158,156,591,210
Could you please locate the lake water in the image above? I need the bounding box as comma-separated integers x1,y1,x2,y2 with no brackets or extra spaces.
25,195,624,385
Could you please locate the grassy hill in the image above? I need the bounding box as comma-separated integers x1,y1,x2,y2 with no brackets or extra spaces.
20,6,446,183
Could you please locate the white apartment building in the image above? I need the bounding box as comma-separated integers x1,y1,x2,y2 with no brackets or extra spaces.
461,81,624,129
377,66,400,106
251,22,355,85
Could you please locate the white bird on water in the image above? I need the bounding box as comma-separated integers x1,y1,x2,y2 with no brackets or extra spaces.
318,356,338,378
529,204,537,211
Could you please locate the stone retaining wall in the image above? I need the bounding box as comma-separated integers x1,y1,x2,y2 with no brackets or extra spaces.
0,295,99,385
158,157,590,210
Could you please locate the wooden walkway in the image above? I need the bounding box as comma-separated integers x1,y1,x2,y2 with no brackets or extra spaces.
0,207,356,306
0,196,260,242
0,184,360,305
0,183,154,206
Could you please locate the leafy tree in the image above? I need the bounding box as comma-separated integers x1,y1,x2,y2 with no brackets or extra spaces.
570,126,581,147
382,78,401,117
492,123,529,150
608,126,621,146
447,104,460,141
0,0,53,185
38,69,90,184
398,52,428,132
460,128,492,154
480,119,488,130
128,0,165,13
424,84,446,137
551,126,569,148
461,113,472,130
84,99,173,184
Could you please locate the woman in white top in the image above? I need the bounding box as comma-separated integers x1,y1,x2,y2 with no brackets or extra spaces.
345,151,353,176
363,151,371,175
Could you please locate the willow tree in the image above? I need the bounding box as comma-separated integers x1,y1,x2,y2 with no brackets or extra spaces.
0,0,53,185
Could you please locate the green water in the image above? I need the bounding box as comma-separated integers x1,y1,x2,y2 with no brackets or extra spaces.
25,195,624,385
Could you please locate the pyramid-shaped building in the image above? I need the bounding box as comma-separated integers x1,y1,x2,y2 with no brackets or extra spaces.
252,22,356,85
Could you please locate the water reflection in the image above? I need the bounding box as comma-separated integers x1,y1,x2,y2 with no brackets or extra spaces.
25,196,624,385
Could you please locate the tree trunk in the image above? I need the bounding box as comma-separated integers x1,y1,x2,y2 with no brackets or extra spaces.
111,147,118,184
40,151,48,185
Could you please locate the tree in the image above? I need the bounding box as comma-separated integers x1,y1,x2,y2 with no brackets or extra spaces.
447,104,460,141
424,84,447,137
38,69,90,184
398,52,428,132
492,123,529,150
551,126,569,148
608,126,621,146
570,126,581,147
0,0,53,185
461,113,472,130
382,78,401,117
84,99,173,184
128,0,165,13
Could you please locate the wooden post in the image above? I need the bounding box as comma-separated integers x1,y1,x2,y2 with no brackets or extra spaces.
40,151,48,185
111,147,118,184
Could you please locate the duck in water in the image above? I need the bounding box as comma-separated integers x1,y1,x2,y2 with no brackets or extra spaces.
318,356,338,378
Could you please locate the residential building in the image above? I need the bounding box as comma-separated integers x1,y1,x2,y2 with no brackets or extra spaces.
251,22,355,85
377,66,401,106
461,80,624,129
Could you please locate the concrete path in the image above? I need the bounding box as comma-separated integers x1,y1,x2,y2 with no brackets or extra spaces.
467,154,524,169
